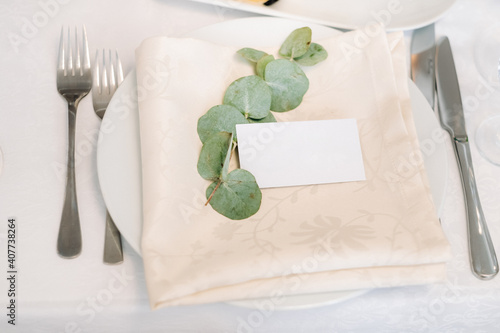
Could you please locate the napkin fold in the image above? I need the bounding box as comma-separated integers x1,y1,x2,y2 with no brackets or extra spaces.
135,25,451,309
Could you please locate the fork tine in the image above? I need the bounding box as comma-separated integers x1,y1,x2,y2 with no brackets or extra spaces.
75,27,81,75
67,27,73,76
101,49,109,95
92,49,100,95
115,50,124,85
57,27,65,74
82,25,91,71
109,50,117,94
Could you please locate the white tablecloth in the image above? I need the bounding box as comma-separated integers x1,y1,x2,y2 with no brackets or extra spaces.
1,0,500,331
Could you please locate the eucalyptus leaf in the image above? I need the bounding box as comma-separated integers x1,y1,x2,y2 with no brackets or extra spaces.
248,111,277,123
197,105,248,143
256,54,275,79
221,133,234,178
264,59,309,112
206,169,262,220
294,43,328,66
197,131,232,180
279,27,312,59
237,48,267,63
223,75,272,119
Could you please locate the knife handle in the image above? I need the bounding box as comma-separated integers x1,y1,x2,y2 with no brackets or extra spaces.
454,139,498,280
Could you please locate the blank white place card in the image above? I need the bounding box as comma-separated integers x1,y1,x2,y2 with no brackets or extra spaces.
236,119,366,188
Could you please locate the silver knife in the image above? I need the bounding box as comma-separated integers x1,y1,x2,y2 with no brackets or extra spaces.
411,24,436,108
435,36,498,280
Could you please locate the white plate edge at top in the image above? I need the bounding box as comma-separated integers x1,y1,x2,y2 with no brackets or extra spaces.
187,0,457,31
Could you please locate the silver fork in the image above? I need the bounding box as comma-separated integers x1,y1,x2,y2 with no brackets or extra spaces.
92,49,124,264
56,26,91,258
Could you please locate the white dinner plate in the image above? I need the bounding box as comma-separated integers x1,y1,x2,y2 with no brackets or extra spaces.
96,17,448,310
187,0,457,31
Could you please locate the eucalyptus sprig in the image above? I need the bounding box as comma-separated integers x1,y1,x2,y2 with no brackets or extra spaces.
197,27,328,220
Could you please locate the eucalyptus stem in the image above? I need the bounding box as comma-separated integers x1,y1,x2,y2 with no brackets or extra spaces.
205,180,222,206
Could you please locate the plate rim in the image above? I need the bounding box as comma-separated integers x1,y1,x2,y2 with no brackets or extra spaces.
186,0,457,31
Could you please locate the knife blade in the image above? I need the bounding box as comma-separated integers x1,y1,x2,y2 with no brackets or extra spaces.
435,36,498,280
411,24,436,108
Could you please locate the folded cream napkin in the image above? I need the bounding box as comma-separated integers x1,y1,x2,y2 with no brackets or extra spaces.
135,26,451,309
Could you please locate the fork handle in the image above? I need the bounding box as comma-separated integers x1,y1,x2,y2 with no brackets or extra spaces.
57,102,82,258
103,210,123,264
